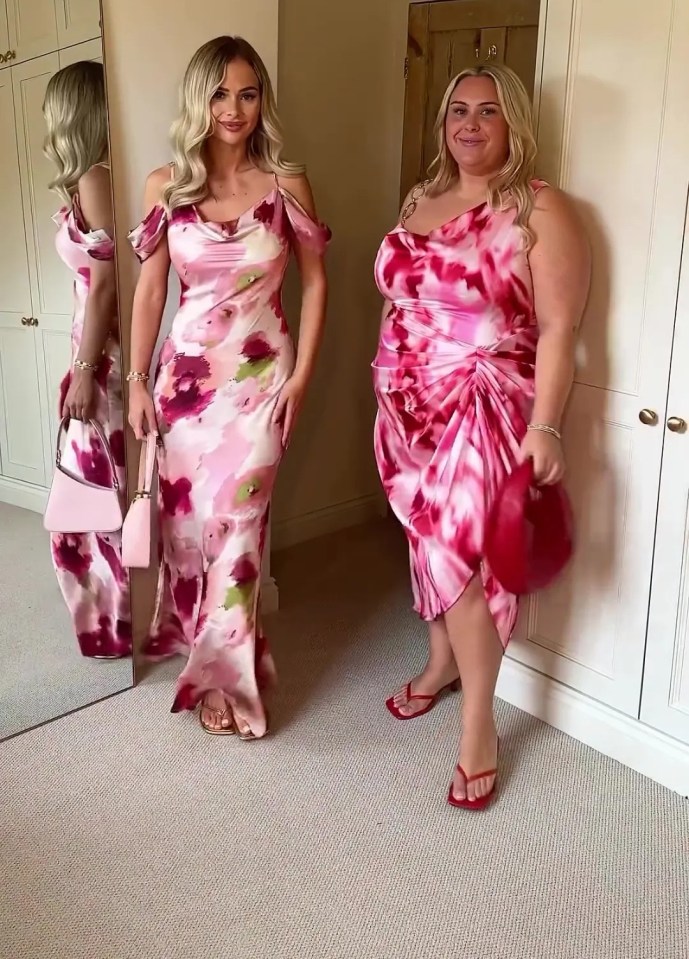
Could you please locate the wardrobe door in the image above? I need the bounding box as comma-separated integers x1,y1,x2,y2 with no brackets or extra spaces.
55,0,101,49
5,0,58,64
0,64,46,493
58,36,101,67
509,0,689,715
640,204,689,744
0,4,9,67
12,53,72,480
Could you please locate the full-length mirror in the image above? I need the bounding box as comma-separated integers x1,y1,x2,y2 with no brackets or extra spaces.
0,2,132,740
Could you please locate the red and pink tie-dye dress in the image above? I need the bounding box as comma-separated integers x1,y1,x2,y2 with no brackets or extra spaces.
372,183,545,646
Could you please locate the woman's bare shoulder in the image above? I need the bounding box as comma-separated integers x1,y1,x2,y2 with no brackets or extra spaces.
147,164,173,191
142,165,173,210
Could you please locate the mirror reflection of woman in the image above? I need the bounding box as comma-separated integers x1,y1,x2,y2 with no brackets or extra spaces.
127,36,329,738
44,61,131,660
373,65,590,808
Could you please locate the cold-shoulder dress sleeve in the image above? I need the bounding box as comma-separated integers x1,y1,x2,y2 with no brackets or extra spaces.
280,188,331,254
128,204,169,262
54,198,115,262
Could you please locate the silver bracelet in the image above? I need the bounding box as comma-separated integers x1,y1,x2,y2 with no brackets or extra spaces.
527,423,562,441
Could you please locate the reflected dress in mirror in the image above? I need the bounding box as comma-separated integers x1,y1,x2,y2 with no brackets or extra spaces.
44,61,131,659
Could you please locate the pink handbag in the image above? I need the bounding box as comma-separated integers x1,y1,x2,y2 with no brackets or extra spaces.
121,433,157,568
43,417,123,534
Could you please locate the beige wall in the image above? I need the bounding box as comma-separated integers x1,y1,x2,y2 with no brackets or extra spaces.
273,0,411,547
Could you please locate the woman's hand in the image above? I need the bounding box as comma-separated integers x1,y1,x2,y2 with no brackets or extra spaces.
62,369,97,422
272,374,308,448
128,380,158,440
520,429,565,485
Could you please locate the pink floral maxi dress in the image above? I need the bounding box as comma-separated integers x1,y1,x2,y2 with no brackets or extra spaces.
51,198,131,658
372,184,545,647
128,186,330,735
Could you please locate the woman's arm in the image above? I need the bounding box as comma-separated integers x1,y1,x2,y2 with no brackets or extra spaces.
129,167,171,377
61,165,116,420
127,167,171,438
524,187,591,483
273,174,328,445
74,164,116,366
279,173,328,384
378,188,416,326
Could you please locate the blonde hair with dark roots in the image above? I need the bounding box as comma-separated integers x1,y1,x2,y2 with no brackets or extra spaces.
428,63,538,246
43,61,109,206
163,35,303,212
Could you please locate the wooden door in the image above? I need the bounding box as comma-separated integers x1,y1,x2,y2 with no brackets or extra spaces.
401,0,540,199
5,0,58,65
505,0,689,716
55,0,102,49
640,195,689,744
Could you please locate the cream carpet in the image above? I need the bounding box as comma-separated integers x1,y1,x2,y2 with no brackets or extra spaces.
0,502,132,740
1,520,688,959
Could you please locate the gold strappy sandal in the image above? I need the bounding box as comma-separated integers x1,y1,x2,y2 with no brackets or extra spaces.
234,710,270,741
199,695,236,736
235,719,257,741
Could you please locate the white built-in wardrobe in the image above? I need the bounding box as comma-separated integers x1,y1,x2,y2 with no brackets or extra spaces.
0,0,101,511
500,0,689,794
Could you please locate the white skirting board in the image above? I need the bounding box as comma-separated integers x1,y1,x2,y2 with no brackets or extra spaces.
272,492,387,552
497,655,689,797
264,492,387,614
0,477,47,513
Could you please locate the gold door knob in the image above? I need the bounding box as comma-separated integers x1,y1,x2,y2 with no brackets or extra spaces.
20,317,31,326
0,53,5,63
31,317,38,326
5,50,16,61
639,408,658,426
667,416,687,434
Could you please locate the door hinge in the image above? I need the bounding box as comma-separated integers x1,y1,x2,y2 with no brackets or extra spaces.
404,57,409,80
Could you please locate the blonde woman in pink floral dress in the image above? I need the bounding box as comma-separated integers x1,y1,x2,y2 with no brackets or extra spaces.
45,62,131,660
373,65,589,807
127,37,328,739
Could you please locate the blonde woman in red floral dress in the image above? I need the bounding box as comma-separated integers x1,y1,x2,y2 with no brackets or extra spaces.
373,65,590,808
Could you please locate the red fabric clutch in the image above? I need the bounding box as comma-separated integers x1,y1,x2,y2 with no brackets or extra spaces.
485,460,574,596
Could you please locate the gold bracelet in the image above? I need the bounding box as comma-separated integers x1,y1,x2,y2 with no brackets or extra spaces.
74,359,98,372
126,371,150,383
527,423,562,441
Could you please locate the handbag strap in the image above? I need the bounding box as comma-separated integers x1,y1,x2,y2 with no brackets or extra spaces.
55,416,120,492
133,433,157,500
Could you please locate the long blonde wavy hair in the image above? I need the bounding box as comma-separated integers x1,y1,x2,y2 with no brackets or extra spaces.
43,61,109,206
163,36,303,212
427,63,538,246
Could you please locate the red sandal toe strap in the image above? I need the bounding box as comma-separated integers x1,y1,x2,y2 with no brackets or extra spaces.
466,768,497,784
456,763,497,784
402,682,435,703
